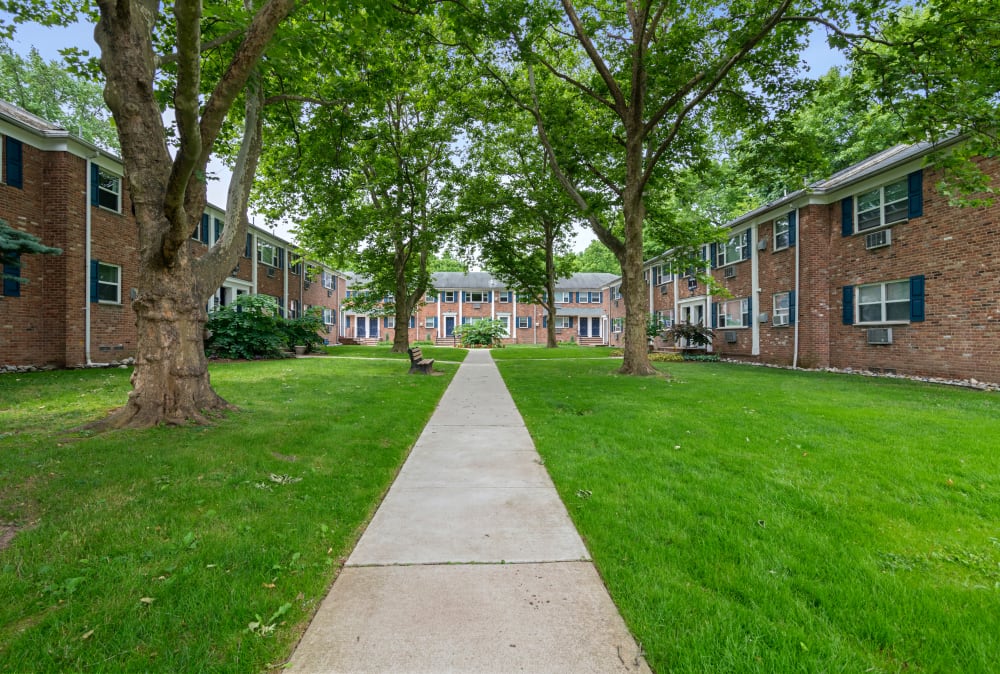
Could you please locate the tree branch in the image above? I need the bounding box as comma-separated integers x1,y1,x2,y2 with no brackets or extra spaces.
156,27,246,67
535,53,617,112
778,15,894,47
560,0,626,115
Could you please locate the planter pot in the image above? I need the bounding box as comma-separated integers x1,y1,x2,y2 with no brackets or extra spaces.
294,345,308,357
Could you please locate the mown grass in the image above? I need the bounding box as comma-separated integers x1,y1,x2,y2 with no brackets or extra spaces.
490,344,617,360
496,358,1000,673
0,358,456,672
322,344,467,362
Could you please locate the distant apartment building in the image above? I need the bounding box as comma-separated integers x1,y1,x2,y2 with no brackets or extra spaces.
0,101,345,368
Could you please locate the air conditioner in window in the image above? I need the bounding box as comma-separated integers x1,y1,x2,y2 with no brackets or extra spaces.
304,281,311,290
660,284,669,294
267,267,276,278
473,303,481,309
723,330,738,344
865,229,891,250
772,314,789,326
327,290,333,298
724,266,736,279
867,327,892,344
757,239,768,251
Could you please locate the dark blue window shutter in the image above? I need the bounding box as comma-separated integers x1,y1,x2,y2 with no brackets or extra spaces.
433,317,438,328
789,290,796,324
711,302,718,328
742,300,751,327
213,218,223,243
90,259,100,302
597,292,603,303
90,163,100,205
842,286,854,325
199,214,209,243
277,248,284,269
841,197,854,237
909,275,925,322
245,233,252,257
568,316,574,327
542,315,548,328
383,316,389,328
409,316,415,328
709,243,717,268
526,316,532,328
3,253,21,296
742,231,752,260
488,291,493,302
462,292,467,302
5,137,23,189
908,170,924,219
788,211,797,246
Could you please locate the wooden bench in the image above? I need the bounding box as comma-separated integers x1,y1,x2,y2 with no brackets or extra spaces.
407,347,435,374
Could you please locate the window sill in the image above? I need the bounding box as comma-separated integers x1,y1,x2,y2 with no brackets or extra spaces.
772,245,790,253
97,300,123,307
855,220,906,236
97,205,123,216
856,321,910,327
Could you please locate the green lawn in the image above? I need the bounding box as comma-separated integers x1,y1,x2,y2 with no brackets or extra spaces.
322,344,468,362
490,344,618,360
496,358,1000,673
0,358,456,672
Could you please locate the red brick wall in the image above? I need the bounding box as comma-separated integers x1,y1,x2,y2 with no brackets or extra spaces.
827,161,1000,382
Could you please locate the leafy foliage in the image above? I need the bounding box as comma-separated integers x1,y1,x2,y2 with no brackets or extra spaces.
279,308,326,353
453,319,508,348
205,295,284,360
664,322,715,348
1,219,61,281
0,45,119,150
572,240,618,274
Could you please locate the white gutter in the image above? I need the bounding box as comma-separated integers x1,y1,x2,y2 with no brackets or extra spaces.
84,155,97,365
751,224,760,356
793,208,801,369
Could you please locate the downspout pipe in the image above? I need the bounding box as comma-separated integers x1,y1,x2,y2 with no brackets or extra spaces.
793,208,801,369
84,155,98,366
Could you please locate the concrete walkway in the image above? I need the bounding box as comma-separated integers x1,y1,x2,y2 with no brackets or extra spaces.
288,349,650,674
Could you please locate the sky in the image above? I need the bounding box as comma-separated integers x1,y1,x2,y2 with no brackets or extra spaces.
2,14,846,253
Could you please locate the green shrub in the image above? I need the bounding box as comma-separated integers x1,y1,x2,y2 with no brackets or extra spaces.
453,319,507,348
682,353,720,362
206,296,326,359
609,348,624,357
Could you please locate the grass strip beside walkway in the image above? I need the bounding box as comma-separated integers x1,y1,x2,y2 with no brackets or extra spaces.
0,358,456,672
496,358,1000,673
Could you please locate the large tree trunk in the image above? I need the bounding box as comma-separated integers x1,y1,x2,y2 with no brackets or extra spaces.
544,230,558,348
92,266,232,430
618,178,656,375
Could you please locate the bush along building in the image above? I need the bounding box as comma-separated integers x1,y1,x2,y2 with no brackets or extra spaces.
632,139,1000,385
0,100,345,369
340,271,619,346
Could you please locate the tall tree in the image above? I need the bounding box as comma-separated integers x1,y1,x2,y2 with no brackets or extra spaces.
573,239,617,274
2,1,301,428
445,0,894,375
0,45,118,150
458,107,578,348
256,21,460,353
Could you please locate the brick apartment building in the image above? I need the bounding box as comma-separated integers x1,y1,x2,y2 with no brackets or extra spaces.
4,98,998,385
626,139,1000,384
0,101,345,368
341,271,618,346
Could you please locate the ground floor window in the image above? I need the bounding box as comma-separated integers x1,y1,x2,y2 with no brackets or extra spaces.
555,316,571,329
517,316,531,329
857,280,909,323
612,317,623,333
322,308,334,324
97,262,121,304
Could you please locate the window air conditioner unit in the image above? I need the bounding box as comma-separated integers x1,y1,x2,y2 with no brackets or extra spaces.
660,284,669,294
757,239,768,251
724,266,736,279
725,330,738,343
865,229,891,250
867,327,892,344
327,290,333,297
772,314,788,326
304,281,311,289
473,303,481,309
267,267,276,278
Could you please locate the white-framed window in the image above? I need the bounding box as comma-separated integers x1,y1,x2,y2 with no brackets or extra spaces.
321,270,334,289
289,299,299,319
96,167,122,213
773,292,790,324
589,291,603,303
443,291,457,303
499,291,512,302
554,291,571,304
97,262,121,303
517,316,530,329
555,316,571,329
774,216,790,251
654,309,674,328
258,241,279,267
385,316,396,328
612,317,623,333
424,317,435,329
717,298,749,328
498,315,510,336
857,280,910,324
322,308,334,324
468,291,488,303
612,286,622,300
425,292,436,303
856,178,908,232
716,230,750,267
